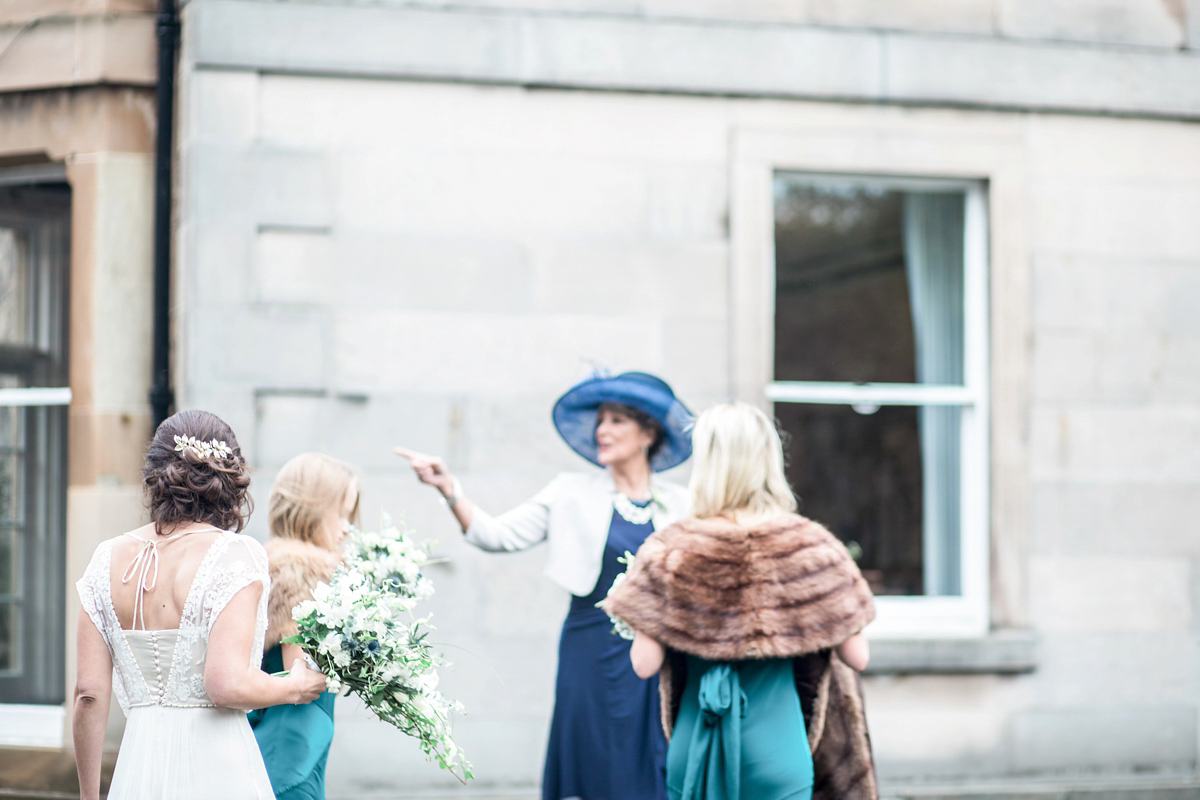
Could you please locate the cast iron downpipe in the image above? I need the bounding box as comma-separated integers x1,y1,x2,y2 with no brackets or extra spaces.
150,0,179,430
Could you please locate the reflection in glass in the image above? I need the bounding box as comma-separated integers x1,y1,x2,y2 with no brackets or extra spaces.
0,181,69,701
0,529,10,596
0,602,12,671
0,228,30,347
773,175,969,597
777,403,963,596
773,177,965,386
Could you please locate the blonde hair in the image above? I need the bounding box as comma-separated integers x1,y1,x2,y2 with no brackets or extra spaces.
688,402,797,522
268,453,360,550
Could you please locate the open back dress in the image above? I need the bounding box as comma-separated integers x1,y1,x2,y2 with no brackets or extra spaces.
76,531,275,800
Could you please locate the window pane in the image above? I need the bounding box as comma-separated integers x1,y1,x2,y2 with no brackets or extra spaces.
776,402,962,597
773,176,965,385
0,602,14,671
0,453,20,525
0,181,69,703
0,228,30,347
0,529,12,595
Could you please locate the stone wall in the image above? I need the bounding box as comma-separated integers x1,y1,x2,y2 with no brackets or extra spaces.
177,1,1200,794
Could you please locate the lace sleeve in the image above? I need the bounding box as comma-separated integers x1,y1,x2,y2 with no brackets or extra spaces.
199,535,272,664
75,540,114,646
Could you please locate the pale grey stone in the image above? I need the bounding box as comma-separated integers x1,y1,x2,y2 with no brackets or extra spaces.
1030,179,1200,262
186,143,334,231
1029,404,1200,483
997,0,1186,49
255,228,334,305
186,69,259,144
1010,706,1197,771
865,630,1037,675
1028,555,1191,634
662,316,731,398
1032,256,1200,337
530,240,728,319
189,0,1200,119
1031,332,1100,401
1031,633,1199,707
191,306,328,388
330,309,661,396
1031,482,1200,557
332,234,537,313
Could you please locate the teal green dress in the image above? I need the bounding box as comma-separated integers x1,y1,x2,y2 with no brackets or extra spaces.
247,645,336,800
666,656,814,800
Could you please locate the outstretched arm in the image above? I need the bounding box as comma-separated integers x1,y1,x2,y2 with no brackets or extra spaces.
394,446,554,553
73,609,112,800
836,632,870,672
204,582,327,710
394,447,474,531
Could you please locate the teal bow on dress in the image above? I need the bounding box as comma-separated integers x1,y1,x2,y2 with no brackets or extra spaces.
680,663,746,800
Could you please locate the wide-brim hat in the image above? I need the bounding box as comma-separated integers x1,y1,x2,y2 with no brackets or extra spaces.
552,371,694,472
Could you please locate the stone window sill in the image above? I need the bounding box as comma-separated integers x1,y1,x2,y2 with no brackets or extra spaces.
864,629,1037,675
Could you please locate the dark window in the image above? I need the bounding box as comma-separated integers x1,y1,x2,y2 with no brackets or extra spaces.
0,179,70,704
773,175,971,598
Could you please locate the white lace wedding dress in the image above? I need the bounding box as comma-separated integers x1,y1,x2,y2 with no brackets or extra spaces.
77,531,277,799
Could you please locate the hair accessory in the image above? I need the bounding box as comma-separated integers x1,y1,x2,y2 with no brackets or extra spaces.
173,434,234,461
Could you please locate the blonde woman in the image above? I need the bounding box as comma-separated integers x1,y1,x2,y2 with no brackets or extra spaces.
604,402,877,800
248,453,361,800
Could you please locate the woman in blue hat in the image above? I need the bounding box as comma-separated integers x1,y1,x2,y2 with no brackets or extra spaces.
395,372,693,800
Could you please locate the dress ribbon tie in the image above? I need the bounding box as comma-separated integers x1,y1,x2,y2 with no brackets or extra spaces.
681,663,745,800
120,528,220,630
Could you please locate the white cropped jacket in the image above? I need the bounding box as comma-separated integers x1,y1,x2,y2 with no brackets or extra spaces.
463,470,691,596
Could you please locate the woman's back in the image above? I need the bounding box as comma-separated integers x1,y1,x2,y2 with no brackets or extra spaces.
667,656,813,800
77,527,270,712
108,526,220,630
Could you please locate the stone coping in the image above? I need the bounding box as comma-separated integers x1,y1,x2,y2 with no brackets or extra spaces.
865,629,1038,675
188,0,1200,120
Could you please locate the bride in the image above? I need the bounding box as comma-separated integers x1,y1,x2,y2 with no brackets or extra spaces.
72,409,327,800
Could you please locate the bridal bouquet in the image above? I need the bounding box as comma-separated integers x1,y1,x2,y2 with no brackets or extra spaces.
286,517,472,781
597,550,637,641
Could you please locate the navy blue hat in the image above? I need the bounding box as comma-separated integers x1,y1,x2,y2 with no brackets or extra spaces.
552,371,694,472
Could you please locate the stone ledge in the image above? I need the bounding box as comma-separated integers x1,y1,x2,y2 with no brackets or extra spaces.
0,14,156,94
188,0,1200,120
865,629,1038,675
881,774,1200,800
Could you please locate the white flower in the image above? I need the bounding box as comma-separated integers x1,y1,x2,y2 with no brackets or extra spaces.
412,694,434,718
288,514,472,781
318,632,342,655
293,600,318,618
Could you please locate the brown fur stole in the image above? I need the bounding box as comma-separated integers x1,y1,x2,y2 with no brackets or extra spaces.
603,513,879,800
263,538,342,652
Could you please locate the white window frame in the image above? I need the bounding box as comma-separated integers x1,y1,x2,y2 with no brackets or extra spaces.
0,162,73,746
731,128,999,640
768,175,988,639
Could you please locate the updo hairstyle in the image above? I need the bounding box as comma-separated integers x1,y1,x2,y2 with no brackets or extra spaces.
596,402,667,461
268,453,360,551
143,409,252,534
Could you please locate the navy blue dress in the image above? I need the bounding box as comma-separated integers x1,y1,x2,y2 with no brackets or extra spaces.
541,502,668,800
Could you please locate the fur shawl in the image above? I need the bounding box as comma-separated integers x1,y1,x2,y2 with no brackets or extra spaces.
603,513,878,800
263,538,342,652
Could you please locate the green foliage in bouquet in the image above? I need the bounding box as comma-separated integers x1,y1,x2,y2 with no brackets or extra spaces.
284,517,472,782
